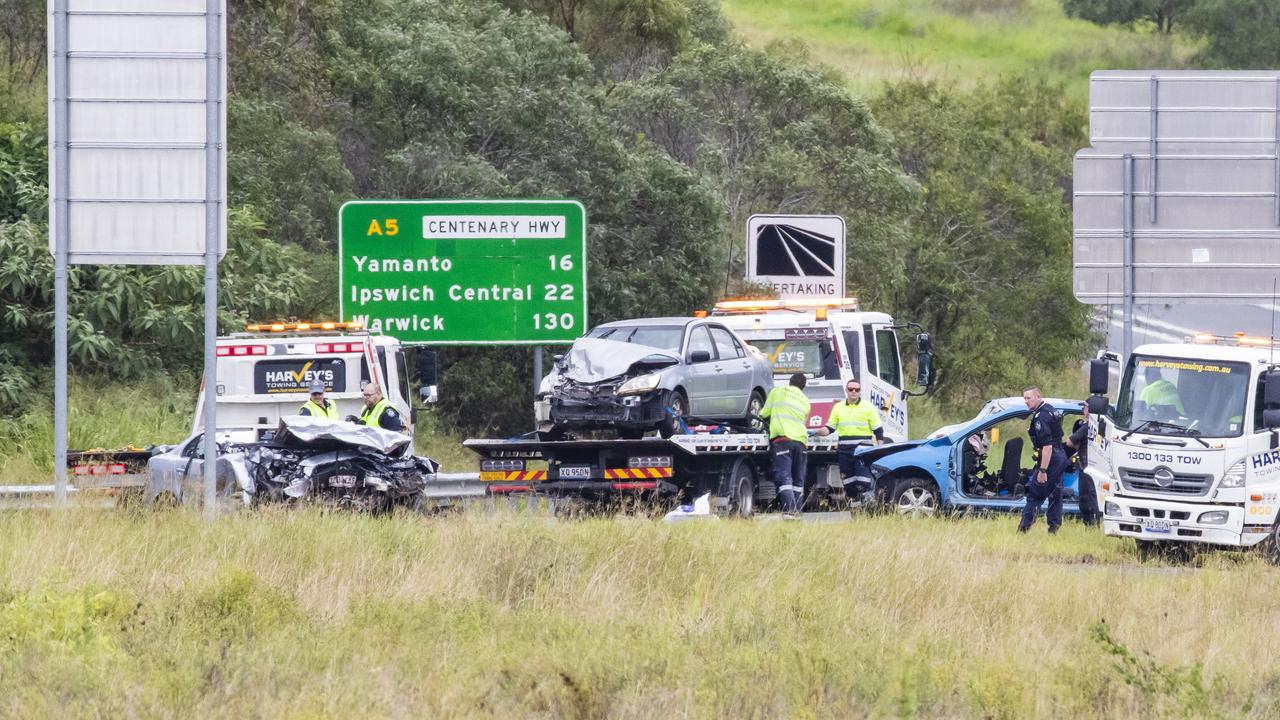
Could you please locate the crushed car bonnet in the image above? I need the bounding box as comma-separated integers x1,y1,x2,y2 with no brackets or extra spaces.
559,337,680,383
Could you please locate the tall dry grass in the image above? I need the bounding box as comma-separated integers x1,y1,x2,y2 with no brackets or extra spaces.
0,507,1274,718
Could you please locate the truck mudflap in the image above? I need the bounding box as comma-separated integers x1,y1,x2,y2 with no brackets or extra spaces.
1103,496,1267,547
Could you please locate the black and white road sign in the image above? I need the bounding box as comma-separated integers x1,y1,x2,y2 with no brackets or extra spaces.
746,215,846,298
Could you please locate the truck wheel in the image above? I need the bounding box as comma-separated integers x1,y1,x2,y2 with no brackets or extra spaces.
890,476,938,518
1261,523,1280,565
658,389,688,439
744,391,766,433
724,458,755,518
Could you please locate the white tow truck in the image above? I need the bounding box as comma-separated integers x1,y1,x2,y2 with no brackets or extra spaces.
193,320,424,440
710,297,933,441
1086,333,1280,559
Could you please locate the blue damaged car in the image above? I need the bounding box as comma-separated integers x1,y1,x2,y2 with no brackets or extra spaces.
857,397,1089,516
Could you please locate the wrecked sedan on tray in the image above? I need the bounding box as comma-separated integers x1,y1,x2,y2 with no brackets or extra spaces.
537,317,774,438
146,416,438,511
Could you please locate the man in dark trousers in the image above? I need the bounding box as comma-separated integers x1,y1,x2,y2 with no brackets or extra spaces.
1020,386,1066,533
1066,403,1100,526
760,372,811,518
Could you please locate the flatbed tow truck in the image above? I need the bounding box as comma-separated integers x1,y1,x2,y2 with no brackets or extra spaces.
465,431,855,516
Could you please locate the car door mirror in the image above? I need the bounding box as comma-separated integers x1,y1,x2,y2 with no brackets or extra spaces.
418,384,439,404
689,350,712,363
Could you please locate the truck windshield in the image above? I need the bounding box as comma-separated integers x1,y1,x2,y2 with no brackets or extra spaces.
744,339,834,376
1114,355,1250,437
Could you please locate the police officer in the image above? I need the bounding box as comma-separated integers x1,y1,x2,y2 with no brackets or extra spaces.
1020,386,1066,533
298,381,340,420
1065,403,1100,526
348,382,404,432
760,373,811,518
816,379,884,501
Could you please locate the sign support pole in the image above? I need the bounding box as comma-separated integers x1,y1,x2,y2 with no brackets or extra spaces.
1122,154,1135,360
533,346,543,428
202,0,222,519
52,0,70,506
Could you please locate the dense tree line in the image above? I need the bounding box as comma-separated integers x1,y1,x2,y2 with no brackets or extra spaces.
1062,0,1280,67
2,0,1104,430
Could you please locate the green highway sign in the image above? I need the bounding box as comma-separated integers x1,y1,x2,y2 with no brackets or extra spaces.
339,200,587,345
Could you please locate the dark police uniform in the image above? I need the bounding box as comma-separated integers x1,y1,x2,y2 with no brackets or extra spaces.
1020,403,1066,532
1066,419,1100,526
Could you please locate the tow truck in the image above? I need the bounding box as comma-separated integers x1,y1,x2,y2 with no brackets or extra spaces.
64,320,436,496
1086,332,1280,559
709,297,933,441
467,298,934,515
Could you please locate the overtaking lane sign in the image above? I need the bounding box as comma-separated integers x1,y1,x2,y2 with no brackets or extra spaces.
339,200,587,345
746,214,846,299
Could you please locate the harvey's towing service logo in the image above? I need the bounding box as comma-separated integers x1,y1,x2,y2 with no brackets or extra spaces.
254,359,347,394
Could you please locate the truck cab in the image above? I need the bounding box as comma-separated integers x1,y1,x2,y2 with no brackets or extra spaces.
710,297,932,441
192,321,419,442
1089,334,1280,556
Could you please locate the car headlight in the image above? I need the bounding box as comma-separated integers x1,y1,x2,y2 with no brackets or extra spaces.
1104,501,1121,517
1220,460,1246,488
617,373,662,396
1198,510,1229,525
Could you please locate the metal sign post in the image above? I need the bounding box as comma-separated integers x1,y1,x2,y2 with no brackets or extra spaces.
202,0,223,520
52,0,70,505
49,0,227,514
338,200,588,345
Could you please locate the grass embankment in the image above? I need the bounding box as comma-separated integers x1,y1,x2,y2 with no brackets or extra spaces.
721,0,1195,97
0,508,1274,718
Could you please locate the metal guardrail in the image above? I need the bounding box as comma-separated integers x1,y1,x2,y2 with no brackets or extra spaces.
0,472,487,510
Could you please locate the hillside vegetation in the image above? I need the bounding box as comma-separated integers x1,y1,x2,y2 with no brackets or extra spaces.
1,508,1274,718
721,0,1195,96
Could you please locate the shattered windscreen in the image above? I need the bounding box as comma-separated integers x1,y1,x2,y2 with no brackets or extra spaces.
588,325,684,353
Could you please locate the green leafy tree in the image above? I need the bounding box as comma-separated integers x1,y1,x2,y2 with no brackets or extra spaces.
872,78,1095,400
609,40,920,307
1184,0,1280,67
1060,0,1196,33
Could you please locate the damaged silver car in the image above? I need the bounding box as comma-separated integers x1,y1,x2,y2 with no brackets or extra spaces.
538,318,774,438
146,416,438,511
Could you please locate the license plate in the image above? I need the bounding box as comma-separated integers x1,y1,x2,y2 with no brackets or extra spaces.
329,474,357,488
558,465,592,479
1144,519,1171,533
480,471,507,482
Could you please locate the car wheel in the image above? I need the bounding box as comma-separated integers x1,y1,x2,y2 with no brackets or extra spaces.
658,389,688,439
890,476,938,517
744,390,766,433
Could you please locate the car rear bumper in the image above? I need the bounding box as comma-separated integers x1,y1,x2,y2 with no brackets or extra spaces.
549,393,666,429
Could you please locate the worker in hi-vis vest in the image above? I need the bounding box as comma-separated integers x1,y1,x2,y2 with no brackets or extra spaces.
760,372,811,518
